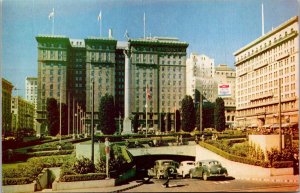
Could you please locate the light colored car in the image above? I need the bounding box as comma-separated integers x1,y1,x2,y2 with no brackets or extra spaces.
177,161,195,178
190,159,228,180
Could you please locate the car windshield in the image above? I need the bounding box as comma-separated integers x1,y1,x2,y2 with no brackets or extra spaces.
209,161,220,165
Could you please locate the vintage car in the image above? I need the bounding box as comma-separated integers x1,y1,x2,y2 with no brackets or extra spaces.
189,159,228,180
177,161,195,178
148,159,178,179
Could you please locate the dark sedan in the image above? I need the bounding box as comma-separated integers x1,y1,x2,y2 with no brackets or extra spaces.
189,159,228,180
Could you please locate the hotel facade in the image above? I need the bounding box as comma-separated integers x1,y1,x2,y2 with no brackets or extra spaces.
35,34,188,134
234,16,299,130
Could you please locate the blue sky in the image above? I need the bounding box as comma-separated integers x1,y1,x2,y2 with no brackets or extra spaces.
2,0,299,97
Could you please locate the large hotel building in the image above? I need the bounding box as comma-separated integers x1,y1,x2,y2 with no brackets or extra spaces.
234,16,298,130
36,34,188,133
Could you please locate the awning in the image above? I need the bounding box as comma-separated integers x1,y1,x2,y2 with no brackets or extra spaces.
271,123,298,128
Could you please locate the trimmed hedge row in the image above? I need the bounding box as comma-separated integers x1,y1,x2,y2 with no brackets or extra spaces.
2,177,32,185
199,141,270,168
60,173,106,182
26,150,74,157
272,161,293,168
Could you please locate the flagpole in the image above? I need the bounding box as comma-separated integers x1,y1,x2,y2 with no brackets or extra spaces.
52,8,55,35
145,93,148,138
144,12,146,39
100,18,102,37
175,106,176,132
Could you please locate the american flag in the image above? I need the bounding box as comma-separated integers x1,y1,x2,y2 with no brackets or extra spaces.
146,85,152,100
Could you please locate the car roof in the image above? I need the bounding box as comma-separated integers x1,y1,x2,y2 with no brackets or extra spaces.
156,159,174,162
180,161,195,164
199,159,219,163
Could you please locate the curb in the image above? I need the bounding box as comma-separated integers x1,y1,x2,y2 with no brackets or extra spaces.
235,176,299,183
111,182,144,193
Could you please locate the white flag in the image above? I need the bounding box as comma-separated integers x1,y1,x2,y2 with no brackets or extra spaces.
48,8,54,20
98,11,102,21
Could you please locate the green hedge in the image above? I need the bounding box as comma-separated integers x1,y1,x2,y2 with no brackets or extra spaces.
199,141,270,168
60,173,106,182
2,177,32,185
272,161,294,168
26,150,73,157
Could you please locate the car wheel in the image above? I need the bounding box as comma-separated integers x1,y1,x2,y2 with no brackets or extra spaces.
203,172,208,181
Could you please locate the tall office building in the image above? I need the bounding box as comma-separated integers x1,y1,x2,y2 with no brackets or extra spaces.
36,34,188,133
2,78,13,135
214,64,236,128
186,53,217,103
234,16,298,130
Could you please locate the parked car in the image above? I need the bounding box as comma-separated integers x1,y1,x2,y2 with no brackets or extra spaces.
177,161,195,178
148,159,178,179
189,159,228,180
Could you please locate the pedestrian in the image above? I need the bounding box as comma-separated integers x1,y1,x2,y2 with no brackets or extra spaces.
293,153,299,175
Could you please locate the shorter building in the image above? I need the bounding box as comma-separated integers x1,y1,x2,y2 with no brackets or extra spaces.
186,53,217,103
214,64,236,128
11,96,35,131
2,78,13,136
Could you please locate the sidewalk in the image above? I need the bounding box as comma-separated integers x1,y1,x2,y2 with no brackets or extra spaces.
40,181,143,192
234,174,299,184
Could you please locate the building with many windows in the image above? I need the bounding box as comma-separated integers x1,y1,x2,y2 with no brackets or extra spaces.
186,53,217,103
25,77,38,109
36,34,188,134
11,96,35,131
214,64,236,128
234,16,298,131
2,78,14,136
129,37,188,130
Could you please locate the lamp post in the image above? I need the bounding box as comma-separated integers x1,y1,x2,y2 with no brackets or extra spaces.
91,80,94,164
278,78,282,152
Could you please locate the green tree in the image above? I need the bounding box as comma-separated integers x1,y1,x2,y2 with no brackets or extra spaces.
166,112,171,132
181,95,196,132
214,97,225,132
61,103,68,135
99,94,116,135
160,113,165,132
175,110,181,132
132,114,139,133
203,101,215,128
46,98,59,136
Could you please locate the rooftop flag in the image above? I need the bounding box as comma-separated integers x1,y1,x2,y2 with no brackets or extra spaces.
48,8,55,20
98,11,102,21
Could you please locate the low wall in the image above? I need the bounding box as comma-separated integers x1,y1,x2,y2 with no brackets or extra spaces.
116,167,136,185
35,168,49,191
196,145,293,177
271,167,294,176
52,178,115,191
2,182,35,193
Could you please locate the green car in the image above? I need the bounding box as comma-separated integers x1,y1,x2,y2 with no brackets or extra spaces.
189,159,228,180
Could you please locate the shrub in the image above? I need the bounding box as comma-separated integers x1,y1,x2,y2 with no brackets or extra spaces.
2,177,32,185
272,161,293,168
26,150,73,157
73,156,95,174
60,173,106,182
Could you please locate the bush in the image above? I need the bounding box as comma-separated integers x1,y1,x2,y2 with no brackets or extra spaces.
2,177,32,185
267,146,295,165
199,141,270,168
73,156,95,174
60,173,106,182
272,161,293,168
26,150,73,157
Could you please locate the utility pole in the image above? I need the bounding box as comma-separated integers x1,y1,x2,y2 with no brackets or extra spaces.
91,80,95,164
68,92,70,136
